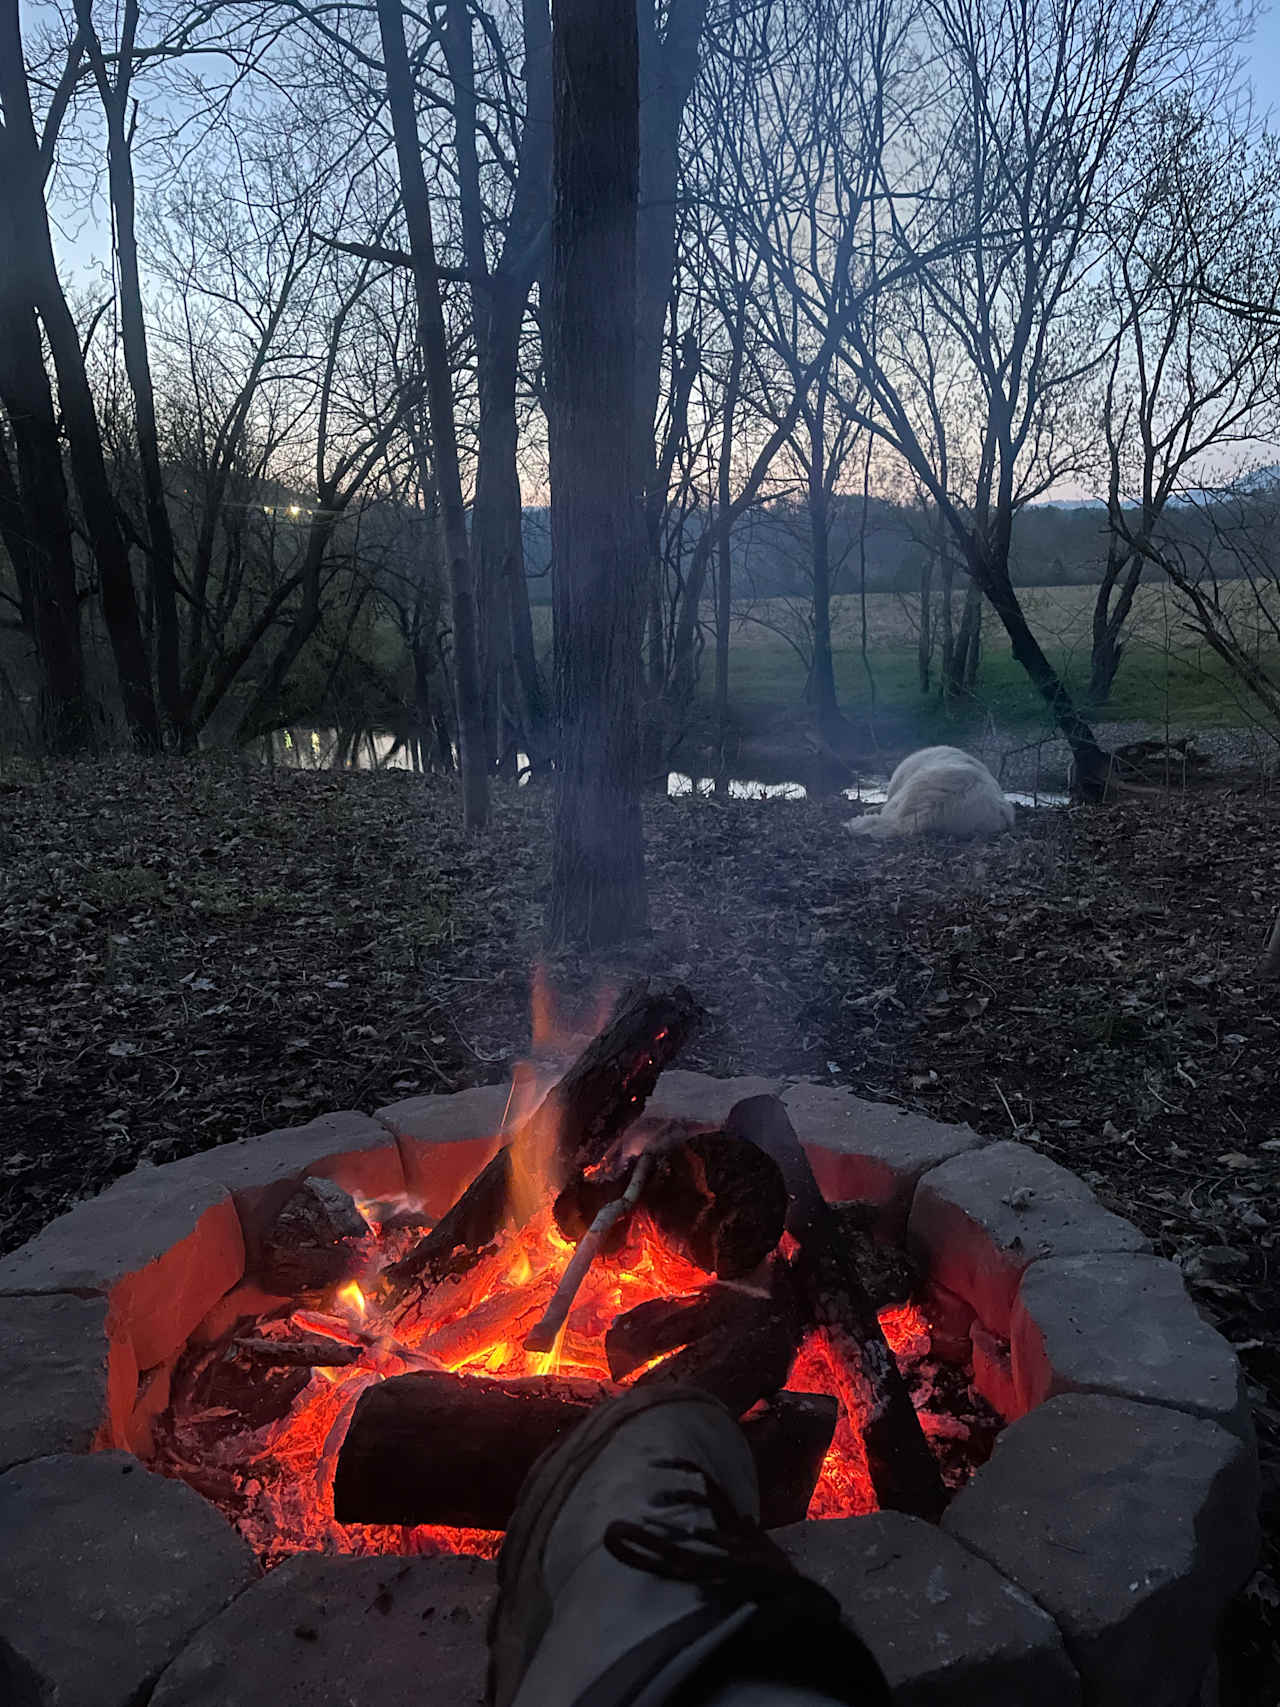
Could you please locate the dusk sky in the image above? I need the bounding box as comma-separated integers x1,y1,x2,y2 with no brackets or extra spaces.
1249,3,1280,112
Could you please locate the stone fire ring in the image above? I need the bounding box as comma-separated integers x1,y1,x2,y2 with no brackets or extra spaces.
0,1075,1259,1707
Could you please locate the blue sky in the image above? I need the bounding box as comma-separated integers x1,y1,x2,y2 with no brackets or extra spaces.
1249,4,1280,113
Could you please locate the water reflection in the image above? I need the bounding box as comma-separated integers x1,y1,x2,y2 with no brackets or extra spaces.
667,772,1065,807
266,728,1065,807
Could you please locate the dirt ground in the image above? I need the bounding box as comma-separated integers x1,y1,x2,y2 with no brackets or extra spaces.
2,757,1277,1699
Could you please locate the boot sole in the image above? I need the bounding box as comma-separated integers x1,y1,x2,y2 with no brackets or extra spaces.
486,1383,734,1707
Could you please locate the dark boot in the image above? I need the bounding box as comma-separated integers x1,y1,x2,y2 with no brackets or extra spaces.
487,1385,892,1707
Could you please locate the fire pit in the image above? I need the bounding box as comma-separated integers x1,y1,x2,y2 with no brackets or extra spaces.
0,1012,1260,1706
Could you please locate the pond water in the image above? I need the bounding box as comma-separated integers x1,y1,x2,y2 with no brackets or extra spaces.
264,728,1067,808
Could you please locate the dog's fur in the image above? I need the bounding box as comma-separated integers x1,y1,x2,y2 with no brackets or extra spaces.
848,745,1014,840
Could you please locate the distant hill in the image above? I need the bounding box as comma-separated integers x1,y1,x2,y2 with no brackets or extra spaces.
517,492,1266,602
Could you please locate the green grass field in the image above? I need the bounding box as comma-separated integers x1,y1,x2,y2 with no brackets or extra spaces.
711,583,1280,740
533,580,1278,741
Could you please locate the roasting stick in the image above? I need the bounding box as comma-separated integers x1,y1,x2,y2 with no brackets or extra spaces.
524,1153,655,1352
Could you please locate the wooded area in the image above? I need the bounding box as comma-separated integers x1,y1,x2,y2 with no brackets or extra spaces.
4,0,1280,918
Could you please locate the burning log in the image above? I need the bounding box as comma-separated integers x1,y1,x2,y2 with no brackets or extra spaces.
381,982,703,1302
555,1119,789,1283
332,1371,834,1529
725,1096,947,1522
545,981,704,1176
380,1147,513,1299
749,1392,839,1528
633,1295,800,1417
643,1129,789,1279
604,1284,772,1381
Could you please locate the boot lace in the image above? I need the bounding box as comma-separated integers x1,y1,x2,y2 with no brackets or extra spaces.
603,1456,834,1612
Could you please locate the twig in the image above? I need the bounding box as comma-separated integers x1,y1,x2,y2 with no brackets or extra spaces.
524,1154,655,1353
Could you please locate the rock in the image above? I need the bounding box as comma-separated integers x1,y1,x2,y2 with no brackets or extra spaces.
192,1111,405,1259
0,1293,135,1467
0,1452,257,1707
782,1083,986,1239
778,1511,1080,1705
0,1166,244,1371
257,1176,372,1293
648,1071,780,1125
375,1085,512,1213
151,1552,492,1707
907,1142,1149,1334
942,1394,1260,1707
1011,1254,1253,1441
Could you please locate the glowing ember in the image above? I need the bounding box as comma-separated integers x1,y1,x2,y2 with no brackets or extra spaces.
153,1184,963,1570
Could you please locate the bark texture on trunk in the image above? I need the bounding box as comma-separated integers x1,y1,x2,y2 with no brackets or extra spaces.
1089,538,1146,705
377,0,489,829
545,0,647,946
0,227,90,750
0,0,158,750
449,0,552,768
806,389,839,731
970,547,1109,795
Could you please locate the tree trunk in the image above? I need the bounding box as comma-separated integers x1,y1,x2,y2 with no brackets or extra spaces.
545,0,647,946
472,285,550,762
807,390,839,731
917,550,933,694
713,298,747,757
232,513,339,744
1089,539,1146,705
972,551,1110,795
938,531,955,693
944,573,982,700
377,0,489,830
76,0,188,748
0,2,159,750
0,246,90,750
447,0,552,772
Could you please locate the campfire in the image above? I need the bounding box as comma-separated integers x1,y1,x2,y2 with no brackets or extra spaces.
154,982,994,1567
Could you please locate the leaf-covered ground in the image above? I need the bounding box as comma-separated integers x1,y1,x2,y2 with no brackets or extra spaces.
2,757,1277,1699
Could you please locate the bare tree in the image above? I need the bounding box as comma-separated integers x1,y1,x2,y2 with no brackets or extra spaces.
0,0,158,748
830,0,1220,791
545,0,646,946
1092,97,1280,702
73,0,188,744
376,0,490,829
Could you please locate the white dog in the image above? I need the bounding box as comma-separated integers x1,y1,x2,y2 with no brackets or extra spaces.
848,745,1015,840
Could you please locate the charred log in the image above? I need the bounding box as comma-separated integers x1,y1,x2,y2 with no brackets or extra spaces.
332,1370,832,1529
540,980,703,1176
380,1147,511,1299
644,1129,788,1279
749,1392,839,1528
725,1096,947,1522
382,982,702,1302
827,1205,918,1310
257,1177,372,1294
632,1300,799,1416
557,1119,788,1283
232,1337,363,1368
605,1283,772,1381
